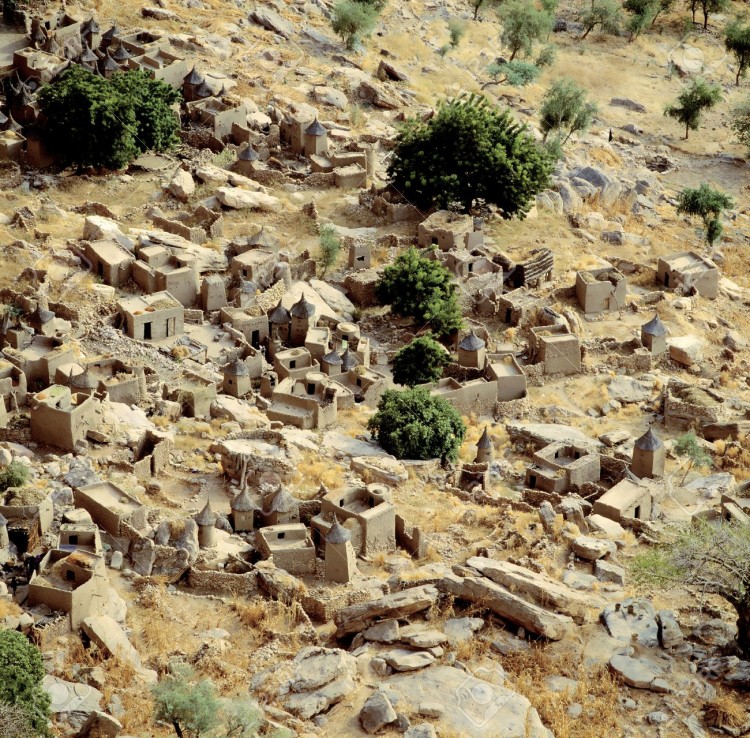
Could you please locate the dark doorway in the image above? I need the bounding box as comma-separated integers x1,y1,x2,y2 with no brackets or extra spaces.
143,322,152,340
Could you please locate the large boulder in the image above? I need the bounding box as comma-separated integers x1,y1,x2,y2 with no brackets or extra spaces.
359,691,398,734
386,666,552,738
168,169,195,202
249,7,294,38
215,187,282,212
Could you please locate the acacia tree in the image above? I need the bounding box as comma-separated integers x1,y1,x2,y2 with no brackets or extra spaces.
387,93,553,217
392,335,451,386
694,0,729,29
497,1,553,60
539,78,598,143
580,0,622,39
471,0,500,20
331,0,378,49
0,631,50,736
632,520,750,657
376,248,463,339
664,78,722,139
624,0,657,39
676,184,733,246
725,19,750,85
367,387,466,462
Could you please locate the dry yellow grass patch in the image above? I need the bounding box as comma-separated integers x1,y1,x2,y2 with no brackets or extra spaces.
502,647,622,738
703,690,747,730
292,449,346,492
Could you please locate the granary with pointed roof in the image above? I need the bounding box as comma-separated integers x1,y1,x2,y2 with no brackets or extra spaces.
458,330,486,369
631,427,665,479
195,498,218,548
324,515,357,584
641,313,668,355
230,488,259,532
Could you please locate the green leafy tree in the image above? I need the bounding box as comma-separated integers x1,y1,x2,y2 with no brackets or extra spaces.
673,430,713,483
730,97,750,152
152,665,220,738
38,66,179,170
624,0,657,39
317,224,342,277
109,70,181,152
725,19,750,85
650,0,674,26
580,0,622,39
392,335,451,386
449,18,467,48
498,1,554,60
0,460,30,491
484,60,541,88
664,78,722,139
331,0,378,49
0,631,50,735
387,93,553,216
676,185,733,247
632,520,750,656
471,0,501,20
376,248,463,338
539,78,598,143
695,0,729,29
367,387,466,462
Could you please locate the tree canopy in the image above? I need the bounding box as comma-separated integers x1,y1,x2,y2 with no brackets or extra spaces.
317,224,342,277
0,631,50,735
539,78,598,144
730,97,750,153
676,184,733,246
664,78,722,139
497,0,553,61
38,66,180,170
331,0,379,49
632,520,750,657
376,247,463,339
725,19,750,85
387,93,553,216
392,335,451,386
580,0,622,39
367,387,466,462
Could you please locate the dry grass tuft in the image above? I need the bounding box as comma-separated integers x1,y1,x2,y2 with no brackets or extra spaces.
231,598,269,629
292,449,345,492
703,691,747,730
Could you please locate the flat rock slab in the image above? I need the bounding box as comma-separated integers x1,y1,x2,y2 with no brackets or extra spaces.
335,585,438,636
363,619,400,644
44,676,102,715
601,598,659,647
506,422,600,449
608,376,656,403
443,617,485,644
571,536,616,561
466,556,601,624
289,647,354,692
249,7,294,38
441,573,574,640
386,666,552,738
609,654,672,692
398,627,448,648
215,186,282,212
283,673,356,719
383,648,436,672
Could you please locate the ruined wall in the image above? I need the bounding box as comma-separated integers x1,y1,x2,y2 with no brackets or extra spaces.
185,568,259,596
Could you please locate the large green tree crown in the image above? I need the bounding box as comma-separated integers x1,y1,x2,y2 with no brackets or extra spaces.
387,93,553,217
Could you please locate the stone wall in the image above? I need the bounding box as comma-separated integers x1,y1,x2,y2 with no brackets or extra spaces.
185,568,259,596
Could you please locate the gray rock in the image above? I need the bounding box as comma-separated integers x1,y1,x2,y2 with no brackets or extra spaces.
601,598,659,646
443,617,485,644
692,619,735,647
76,710,122,737
538,501,557,534
363,619,400,644
571,166,612,190
646,711,670,725
168,168,195,202
608,654,671,692
249,7,294,38
404,724,437,738
359,691,398,734
724,330,746,351
610,97,646,113
607,375,656,403
554,181,583,212
314,86,348,110
289,647,353,692
594,559,625,586
567,703,583,718
383,648,436,672
571,536,616,561
657,610,684,649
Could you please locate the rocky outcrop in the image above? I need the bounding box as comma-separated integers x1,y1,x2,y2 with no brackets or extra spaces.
440,572,574,640
334,585,439,636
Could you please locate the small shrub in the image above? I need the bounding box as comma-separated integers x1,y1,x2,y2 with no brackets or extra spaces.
0,460,30,492
318,224,342,277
